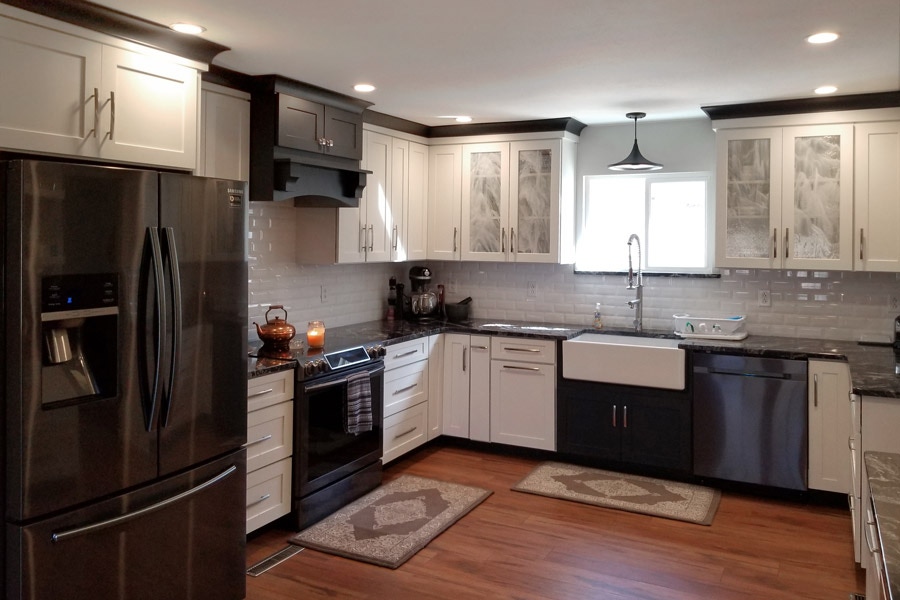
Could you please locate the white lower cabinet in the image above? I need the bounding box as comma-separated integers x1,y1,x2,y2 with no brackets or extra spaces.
490,337,556,451
246,369,295,533
441,334,490,439
857,394,900,574
382,337,433,463
807,359,851,493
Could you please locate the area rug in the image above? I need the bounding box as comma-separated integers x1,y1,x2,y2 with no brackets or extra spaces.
289,475,492,568
513,462,720,525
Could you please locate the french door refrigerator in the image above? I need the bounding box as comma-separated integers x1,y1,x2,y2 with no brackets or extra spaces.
1,160,248,600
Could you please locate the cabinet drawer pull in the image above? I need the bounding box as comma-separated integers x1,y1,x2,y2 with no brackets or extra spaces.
504,347,541,353
248,387,275,398
784,227,789,259
502,365,540,372
392,225,398,251
393,426,418,440
860,228,865,261
501,227,506,253
392,383,418,395
813,373,818,408
359,226,366,252
90,87,99,139
612,404,617,428
247,493,272,508
865,519,880,554
773,228,777,259
392,349,419,359
511,227,515,254
472,345,488,350
623,405,628,428
244,434,273,448
453,227,458,253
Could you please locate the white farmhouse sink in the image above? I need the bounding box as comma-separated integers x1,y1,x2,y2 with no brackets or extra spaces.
562,333,686,390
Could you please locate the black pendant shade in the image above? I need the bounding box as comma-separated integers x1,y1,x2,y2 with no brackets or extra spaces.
608,112,663,171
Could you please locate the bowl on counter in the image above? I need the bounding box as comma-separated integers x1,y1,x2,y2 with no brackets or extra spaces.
444,302,470,323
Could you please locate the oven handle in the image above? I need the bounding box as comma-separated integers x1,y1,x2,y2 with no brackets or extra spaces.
303,363,385,393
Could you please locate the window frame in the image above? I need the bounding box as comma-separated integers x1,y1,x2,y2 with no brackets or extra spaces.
575,171,716,275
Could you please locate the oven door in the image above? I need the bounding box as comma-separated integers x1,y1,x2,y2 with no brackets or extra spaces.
295,362,384,498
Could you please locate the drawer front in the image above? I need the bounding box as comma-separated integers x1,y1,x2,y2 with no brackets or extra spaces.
383,360,428,418
490,337,556,364
383,337,429,370
246,401,293,472
247,369,295,412
246,457,292,533
383,402,428,464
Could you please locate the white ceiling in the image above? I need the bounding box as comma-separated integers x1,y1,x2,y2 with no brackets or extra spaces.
94,0,900,126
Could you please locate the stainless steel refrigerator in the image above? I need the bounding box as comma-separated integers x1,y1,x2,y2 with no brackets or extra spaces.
1,160,248,600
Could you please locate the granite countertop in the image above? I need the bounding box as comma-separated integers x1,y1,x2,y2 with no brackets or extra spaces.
865,451,900,600
246,318,900,398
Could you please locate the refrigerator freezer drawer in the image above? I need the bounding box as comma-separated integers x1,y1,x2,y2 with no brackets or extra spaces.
6,451,246,600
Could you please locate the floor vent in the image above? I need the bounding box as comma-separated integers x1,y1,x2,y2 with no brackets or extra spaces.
848,594,865,600
246,545,303,577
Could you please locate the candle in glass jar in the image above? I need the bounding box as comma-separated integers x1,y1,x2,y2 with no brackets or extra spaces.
306,321,325,348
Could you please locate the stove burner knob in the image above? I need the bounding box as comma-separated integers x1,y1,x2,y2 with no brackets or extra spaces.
366,345,385,358
303,362,318,377
313,359,327,373
375,345,386,357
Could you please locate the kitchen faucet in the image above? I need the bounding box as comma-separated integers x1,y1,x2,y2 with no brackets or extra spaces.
626,234,643,333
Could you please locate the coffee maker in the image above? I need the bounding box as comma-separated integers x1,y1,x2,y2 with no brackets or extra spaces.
406,266,439,319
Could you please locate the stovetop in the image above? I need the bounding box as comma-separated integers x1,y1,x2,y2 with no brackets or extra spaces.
248,338,385,380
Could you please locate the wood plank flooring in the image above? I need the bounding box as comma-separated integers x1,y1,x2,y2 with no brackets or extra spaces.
246,443,865,599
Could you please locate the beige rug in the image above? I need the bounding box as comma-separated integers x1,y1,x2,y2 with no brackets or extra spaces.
513,462,720,525
289,475,491,568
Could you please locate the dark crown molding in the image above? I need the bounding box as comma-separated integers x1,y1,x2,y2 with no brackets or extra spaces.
1,0,229,64
702,91,900,121
363,113,587,138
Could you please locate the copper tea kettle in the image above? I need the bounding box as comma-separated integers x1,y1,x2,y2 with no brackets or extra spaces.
254,305,296,350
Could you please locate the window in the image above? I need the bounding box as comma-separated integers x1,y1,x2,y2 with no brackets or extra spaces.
576,172,713,273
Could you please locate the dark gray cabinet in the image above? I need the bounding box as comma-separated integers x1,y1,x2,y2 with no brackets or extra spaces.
557,379,692,473
278,94,363,160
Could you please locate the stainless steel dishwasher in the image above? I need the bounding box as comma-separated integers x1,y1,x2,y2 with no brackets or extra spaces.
693,352,808,491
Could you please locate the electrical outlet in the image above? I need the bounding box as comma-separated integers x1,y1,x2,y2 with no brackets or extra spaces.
448,279,458,294
758,290,771,307
526,280,537,300
320,285,327,303
891,295,899,311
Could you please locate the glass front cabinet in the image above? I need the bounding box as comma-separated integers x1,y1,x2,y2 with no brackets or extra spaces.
460,139,565,263
715,124,854,270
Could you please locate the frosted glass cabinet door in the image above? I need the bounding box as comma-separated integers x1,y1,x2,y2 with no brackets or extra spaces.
461,143,509,261
510,140,560,263
782,124,853,270
715,128,783,268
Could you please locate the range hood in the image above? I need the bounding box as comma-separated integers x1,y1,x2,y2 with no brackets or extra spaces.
273,158,369,208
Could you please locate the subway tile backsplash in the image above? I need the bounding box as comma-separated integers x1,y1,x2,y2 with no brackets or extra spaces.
249,202,900,343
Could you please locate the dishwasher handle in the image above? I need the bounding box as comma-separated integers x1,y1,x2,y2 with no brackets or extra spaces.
693,366,798,380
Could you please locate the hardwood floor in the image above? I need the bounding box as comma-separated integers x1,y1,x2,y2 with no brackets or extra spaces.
246,442,865,599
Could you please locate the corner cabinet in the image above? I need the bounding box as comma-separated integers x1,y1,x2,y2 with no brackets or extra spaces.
0,12,200,170
429,136,576,264
441,334,490,439
715,124,854,270
807,359,851,493
198,82,250,180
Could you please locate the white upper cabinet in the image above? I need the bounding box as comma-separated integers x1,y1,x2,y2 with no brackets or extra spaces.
339,129,391,263
198,83,251,180
432,136,574,264
389,137,428,262
854,121,900,271
0,11,201,170
715,124,854,270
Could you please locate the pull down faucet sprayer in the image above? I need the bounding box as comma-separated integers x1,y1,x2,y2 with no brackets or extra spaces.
626,234,643,332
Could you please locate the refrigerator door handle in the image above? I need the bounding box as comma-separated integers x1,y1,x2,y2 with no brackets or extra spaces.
143,227,166,431
160,227,183,427
50,465,238,543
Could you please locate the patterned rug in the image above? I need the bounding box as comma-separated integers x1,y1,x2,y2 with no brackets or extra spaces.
513,462,720,525
289,475,492,568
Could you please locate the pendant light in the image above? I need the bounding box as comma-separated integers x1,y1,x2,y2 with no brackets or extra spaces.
608,112,663,171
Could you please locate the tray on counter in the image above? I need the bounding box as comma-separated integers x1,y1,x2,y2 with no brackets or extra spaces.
675,331,748,341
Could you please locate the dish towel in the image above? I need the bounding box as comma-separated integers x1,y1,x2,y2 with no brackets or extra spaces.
345,371,373,435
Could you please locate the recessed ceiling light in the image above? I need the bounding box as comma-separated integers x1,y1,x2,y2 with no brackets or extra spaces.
806,32,839,44
354,83,376,93
438,115,473,123
170,22,206,35
815,85,838,95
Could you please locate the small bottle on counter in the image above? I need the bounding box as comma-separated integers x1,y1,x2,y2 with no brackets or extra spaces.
592,303,603,329
387,277,397,321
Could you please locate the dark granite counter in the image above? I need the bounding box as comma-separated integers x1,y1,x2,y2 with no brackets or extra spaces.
246,318,900,398
865,451,900,600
